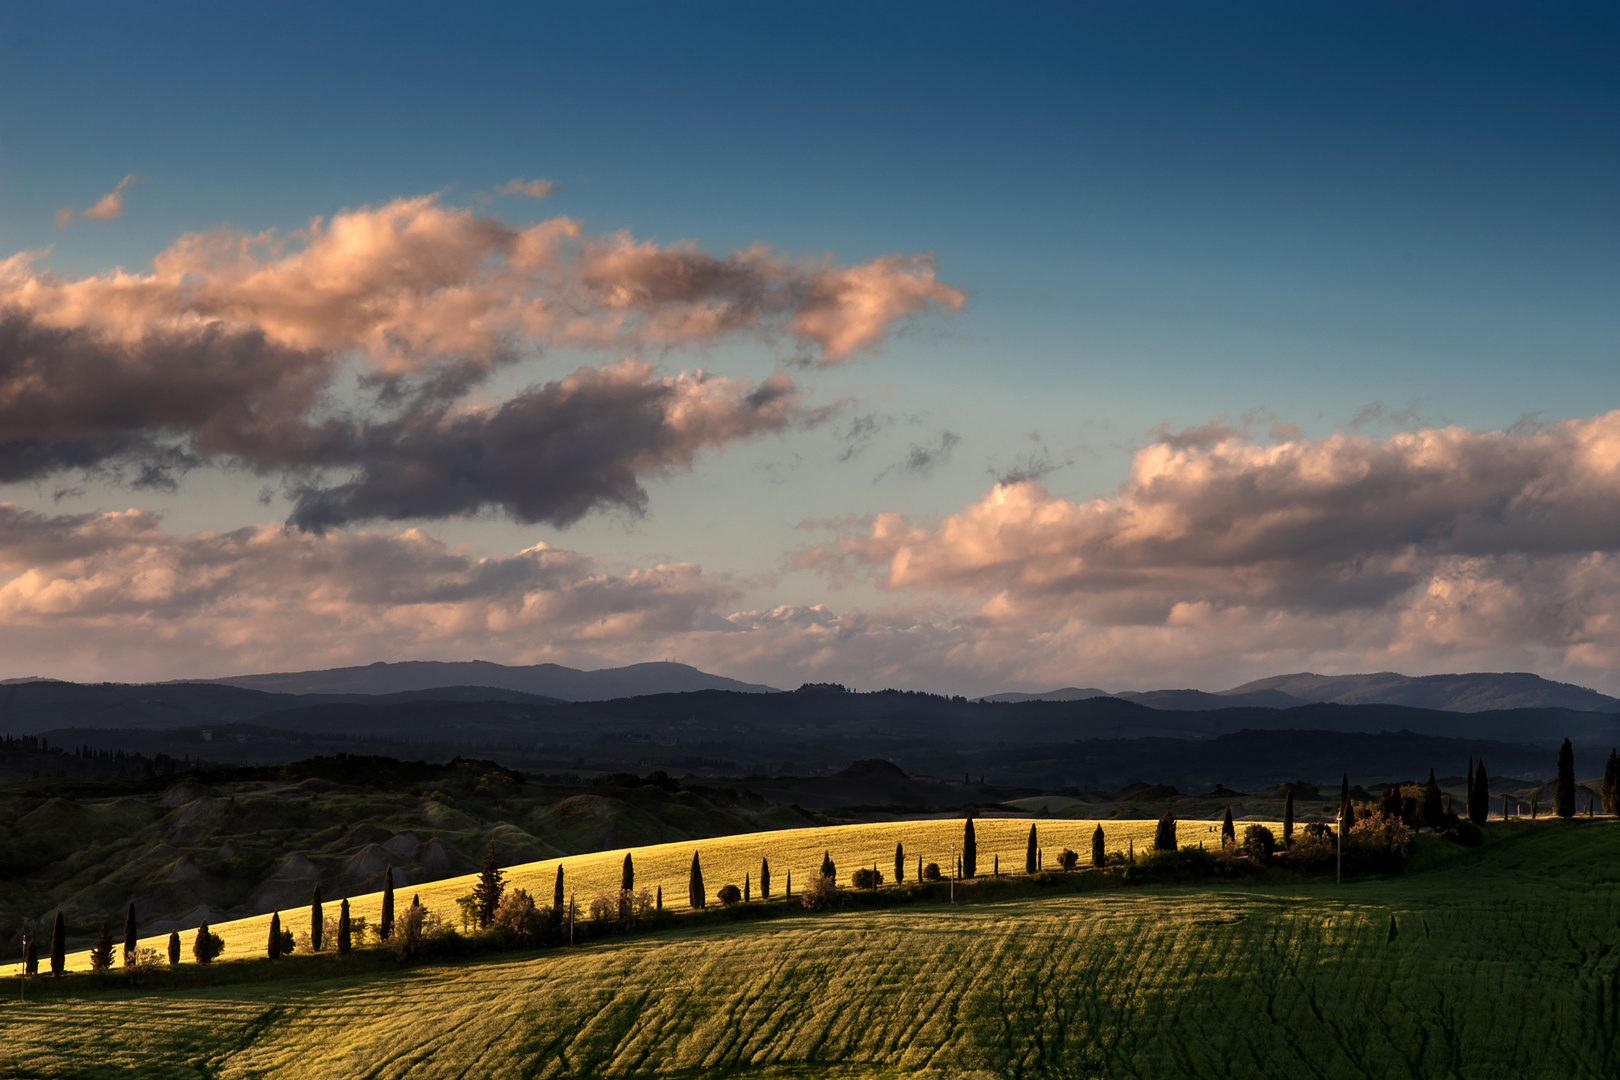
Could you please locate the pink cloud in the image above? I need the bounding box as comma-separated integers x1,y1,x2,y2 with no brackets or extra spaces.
80,174,137,222
497,177,557,198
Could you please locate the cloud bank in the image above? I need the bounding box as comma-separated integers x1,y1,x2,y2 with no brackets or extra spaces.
0,194,962,527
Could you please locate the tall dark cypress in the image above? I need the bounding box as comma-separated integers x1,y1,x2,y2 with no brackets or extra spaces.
1221,805,1235,845
689,851,706,909
89,921,114,972
268,911,283,959
1091,824,1105,868
553,865,565,924
1282,789,1295,847
310,885,323,951
1605,749,1619,816
24,937,37,975
820,851,836,880
1025,823,1038,875
1466,755,1475,816
123,901,138,967
1556,738,1576,819
337,898,351,955
473,841,505,930
1422,768,1444,829
893,842,904,885
50,910,65,977
380,865,395,941
962,816,978,879
1154,813,1177,852
1472,760,1489,825
167,930,180,966
761,856,772,899
622,852,635,893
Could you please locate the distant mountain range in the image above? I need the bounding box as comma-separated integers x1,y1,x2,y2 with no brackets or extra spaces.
981,671,1620,713
190,660,780,701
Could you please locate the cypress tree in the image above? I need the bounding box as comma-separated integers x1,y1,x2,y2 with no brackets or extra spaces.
1472,760,1489,825
268,912,283,959
167,930,180,966
1466,755,1474,816
310,885,323,951
380,865,395,941
50,910,65,977
994,854,999,877
123,901,138,967
24,937,37,975
761,856,772,898
962,816,977,878
916,855,922,882
656,885,662,911
1503,792,1510,820
473,841,505,930
1221,806,1235,846
338,899,351,955
1339,772,1350,838
893,843,904,885
689,851,705,909
1604,749,1618,815
1154,813,1176,851
89,921,114,972
820,851,836,880
786,870,791,896
1556,738,1576,818
1025,823,1038,875
1422,769,1444,830
744,872,751,902
622,852,635,893
1282,789,1295,847
553,865,565,924
1092,824,1105,868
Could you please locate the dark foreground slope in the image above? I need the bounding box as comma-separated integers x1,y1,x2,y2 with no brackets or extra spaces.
7,820,1620,1079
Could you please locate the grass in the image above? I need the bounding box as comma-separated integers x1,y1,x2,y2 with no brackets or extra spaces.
42,817,1201,972
7,818,1617,1077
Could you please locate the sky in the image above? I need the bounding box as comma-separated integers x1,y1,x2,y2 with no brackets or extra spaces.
0,1,1617,694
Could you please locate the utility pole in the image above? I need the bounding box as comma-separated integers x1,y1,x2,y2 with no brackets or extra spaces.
18,933,26,1003
1336,808,1343,886
568,888,575,946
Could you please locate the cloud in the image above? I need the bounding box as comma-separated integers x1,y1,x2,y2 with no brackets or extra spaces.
55,207,75,229
874,430,959,482
791,413,1620,690
0,193,959,526
497,177,557,198
80,174,137,222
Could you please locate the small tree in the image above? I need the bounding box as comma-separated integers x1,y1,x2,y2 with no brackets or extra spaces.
122,901,138,967
1092,825,1105,868
167,930,180,966
820,851,836,881
1058,848,1078,871
1244,824,1275,865
621,852,635,893
689,851,706,909
474,841,506,930
193,922,224,964
338,899,352,954
1025,823,1038,875
1221,806,1235,847
761,857,771,899
962,816,977,879
851,867,883,889
1154,813,1177,852
894,842,904,884
89,921,114,972
268,912,283,959
310,885,324,951
50,910,65,977
1556,738,1576,819
1282,789,1295,847
923,862,942,881
1472,760,1490,825
380,865,395,941
717,884,742,905
1422,769,1444,830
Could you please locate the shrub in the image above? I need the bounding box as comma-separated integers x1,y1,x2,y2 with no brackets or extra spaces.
390,898,443,957
800,872,840,910
588,888,656,930
1348,809,1411,873
89,921,114,972
1287,826,1334,870
717,884,743,905
1124,846,1218,884
1154,814,1176,852
193,922,225,964
1057,848,1078,871
850,867,883,889
492,888,545,945
126,946,162,973
1442,817,1484,847
1243,824,1275,865
923,862,942,881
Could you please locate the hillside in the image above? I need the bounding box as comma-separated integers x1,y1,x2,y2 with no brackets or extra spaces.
196,660,780,700
8,820,1620,1078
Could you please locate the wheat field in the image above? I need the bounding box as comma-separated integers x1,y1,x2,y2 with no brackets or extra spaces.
52,816,1211,972
6,819,1620,1078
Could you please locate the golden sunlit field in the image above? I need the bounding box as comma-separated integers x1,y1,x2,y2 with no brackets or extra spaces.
57,816,1232,972
7,818,1620,1078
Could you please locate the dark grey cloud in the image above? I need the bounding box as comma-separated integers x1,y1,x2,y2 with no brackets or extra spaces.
875,430,960,482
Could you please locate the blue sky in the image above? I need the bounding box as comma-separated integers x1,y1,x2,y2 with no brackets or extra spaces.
1,2,1617,692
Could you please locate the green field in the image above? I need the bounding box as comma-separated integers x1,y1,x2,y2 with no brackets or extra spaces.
6,817,1619,1078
